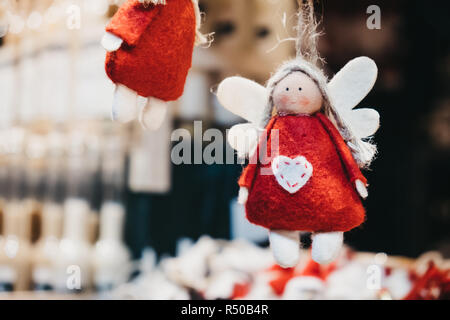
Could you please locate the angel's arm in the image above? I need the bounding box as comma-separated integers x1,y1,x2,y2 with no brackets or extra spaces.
238,117,277,190
105,0,161,47
237,149,258,204
316,113,367,186
238,159,258,190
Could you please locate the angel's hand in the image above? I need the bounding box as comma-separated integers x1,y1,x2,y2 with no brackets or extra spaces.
355,179,368,199
238,187,249,205
101,32,123,52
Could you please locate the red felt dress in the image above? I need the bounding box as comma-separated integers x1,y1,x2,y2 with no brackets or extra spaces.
239,113,367,232
105,0,196,101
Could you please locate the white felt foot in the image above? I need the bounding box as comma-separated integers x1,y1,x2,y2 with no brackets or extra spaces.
311,232,343,265
101,32,123,52
112,85,138,123
269,230,300,268
139,97,168,131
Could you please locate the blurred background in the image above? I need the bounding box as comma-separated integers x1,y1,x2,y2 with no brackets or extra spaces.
0,0,448,299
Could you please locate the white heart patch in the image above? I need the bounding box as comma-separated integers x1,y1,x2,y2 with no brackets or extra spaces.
271,155,313,194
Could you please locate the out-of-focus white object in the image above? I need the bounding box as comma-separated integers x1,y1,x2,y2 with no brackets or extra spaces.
176,238,195,257
163,236,220,291
0,47,15,127
282,276,325,300
75,44,115,121
114,269,190,300
112,247,189,300
128,107,172,193
54,198,93,292
92,202,131,291
209,240,274,274
205,240,274,300
32,202,63,290
140,247,158,274
0,201,32,291
106,236,430,300
324,262,378,300
204,270,249,300
243,271,279,300
18,37,40,123
39,33,71,123
383,269,413,300
0,265,17,290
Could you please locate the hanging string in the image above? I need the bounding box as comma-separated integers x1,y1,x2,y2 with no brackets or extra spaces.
295,0,323,66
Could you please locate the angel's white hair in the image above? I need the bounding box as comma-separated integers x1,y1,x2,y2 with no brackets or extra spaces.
264,58,377,169
139,0,207,46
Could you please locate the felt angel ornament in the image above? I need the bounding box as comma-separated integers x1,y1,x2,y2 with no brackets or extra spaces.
217,3,380,268
102,0,206,129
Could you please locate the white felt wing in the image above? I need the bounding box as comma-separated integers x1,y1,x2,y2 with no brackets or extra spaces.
217,76,268,157
328,57,380,139
346,108,380,139
228,123,259,159
217,76,268,126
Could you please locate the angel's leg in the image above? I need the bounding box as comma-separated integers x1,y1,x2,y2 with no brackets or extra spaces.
311,232,343,265
269,230,301,268
139,97,168,130
112,84,139,123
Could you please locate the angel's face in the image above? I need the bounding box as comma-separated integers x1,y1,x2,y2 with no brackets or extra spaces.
273,72,323,115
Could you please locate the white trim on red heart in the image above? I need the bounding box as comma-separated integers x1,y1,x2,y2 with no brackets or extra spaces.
271,155,313,194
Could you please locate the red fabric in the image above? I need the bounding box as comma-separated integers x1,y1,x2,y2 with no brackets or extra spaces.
404,262,450,300
267,259,330,296
231,282,251,300
384,266,393,277
238,117,277,188
106,1,161,46
267,265,295,296
299,259,337,280
316,113,367,185
105,0,196,100
239,113,366,232
300,259,324,279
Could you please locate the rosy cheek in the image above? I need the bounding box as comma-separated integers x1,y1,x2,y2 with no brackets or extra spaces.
281,96,291,104
278,95,290,105
298,96,310,106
